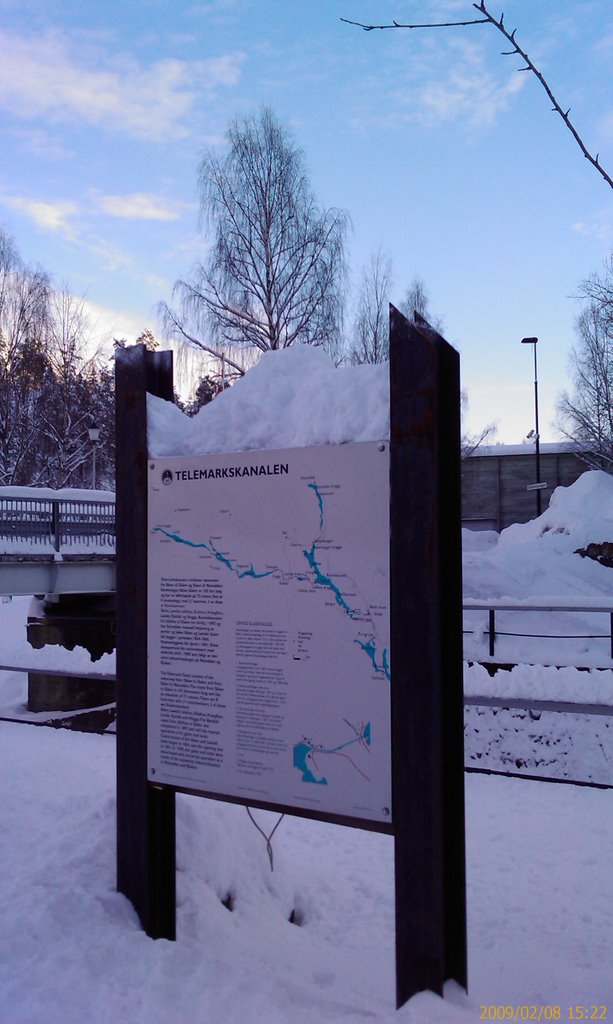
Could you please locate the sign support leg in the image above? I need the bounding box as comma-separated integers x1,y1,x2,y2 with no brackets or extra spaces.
115,344,176,940
389,306,467,1006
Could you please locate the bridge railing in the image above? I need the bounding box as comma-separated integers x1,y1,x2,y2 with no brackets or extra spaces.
0,496,116,551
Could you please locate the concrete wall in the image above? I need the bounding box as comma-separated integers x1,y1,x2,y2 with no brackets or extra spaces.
461,446,588,532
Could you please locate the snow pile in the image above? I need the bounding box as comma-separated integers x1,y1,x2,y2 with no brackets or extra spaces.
464,703,613,785
463,471,613,604
497,469,613,555
464,662,613,704
148,345,389,456
461,529,498,552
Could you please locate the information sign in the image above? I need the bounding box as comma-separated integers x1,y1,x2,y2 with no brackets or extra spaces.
147,441,391,825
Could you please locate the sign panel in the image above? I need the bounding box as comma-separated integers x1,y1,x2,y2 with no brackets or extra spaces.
147,442,391,824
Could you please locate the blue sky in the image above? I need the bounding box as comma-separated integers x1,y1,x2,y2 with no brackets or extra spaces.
0,0,611,442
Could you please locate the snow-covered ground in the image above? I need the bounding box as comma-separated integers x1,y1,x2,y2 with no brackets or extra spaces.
1,347,612,1020
1,722,612,1024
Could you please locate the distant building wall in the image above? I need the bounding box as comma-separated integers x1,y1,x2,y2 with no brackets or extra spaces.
461,444,588,532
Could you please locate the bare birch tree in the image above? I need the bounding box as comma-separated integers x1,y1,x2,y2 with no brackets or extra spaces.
399,276,445,334
557,257,613,470
160,108,348,377
350,247,393,364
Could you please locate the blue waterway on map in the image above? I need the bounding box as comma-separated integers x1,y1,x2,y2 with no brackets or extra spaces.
308,481,324,533
354,638,391,681
293,742,328,784
293,722,371,784
153,527,275,579
302,542,355,618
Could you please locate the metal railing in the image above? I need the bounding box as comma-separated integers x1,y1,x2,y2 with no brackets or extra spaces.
463,599,613,661
0,496,115,551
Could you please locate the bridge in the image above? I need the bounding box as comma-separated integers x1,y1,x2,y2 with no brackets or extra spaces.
0,492,115,596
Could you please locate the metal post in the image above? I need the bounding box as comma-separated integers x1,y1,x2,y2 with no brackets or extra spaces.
489,609,496,658
52,501,61,553
88,426,100,491
522,338,541,516
115,344,176,940
533,343,541,516
389,306,467,1007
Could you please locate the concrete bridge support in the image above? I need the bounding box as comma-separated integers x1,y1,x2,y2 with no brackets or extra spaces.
27,592,116,712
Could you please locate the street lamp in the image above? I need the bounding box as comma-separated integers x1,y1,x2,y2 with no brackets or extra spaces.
88,425,100,490
521,337,543,516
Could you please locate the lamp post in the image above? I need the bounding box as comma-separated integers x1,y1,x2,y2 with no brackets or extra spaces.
521,337,542,516
88,425,100,490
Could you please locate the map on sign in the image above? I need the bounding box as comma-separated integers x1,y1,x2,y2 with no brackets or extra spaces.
147,441,391,824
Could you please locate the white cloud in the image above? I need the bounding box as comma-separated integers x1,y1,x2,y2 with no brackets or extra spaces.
0,194,78,235
82,298,157,351
0,30,244,142
347,31,528,137
417,65,525,128
572,211,612,243
381,33,528,131
11,127,75,161
93,192,186,221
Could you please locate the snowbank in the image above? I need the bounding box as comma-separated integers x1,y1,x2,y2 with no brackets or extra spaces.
464,661,613,705
463,471,613,611
148,345,389,456
497,470,613,554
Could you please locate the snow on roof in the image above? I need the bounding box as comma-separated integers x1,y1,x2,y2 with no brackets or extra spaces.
469,442,579,457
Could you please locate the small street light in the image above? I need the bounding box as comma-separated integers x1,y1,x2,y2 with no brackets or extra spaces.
88,425,100,490
521,337,543,516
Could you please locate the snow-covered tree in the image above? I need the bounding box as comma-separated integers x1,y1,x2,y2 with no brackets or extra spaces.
0,229,115,487
0,230,51,484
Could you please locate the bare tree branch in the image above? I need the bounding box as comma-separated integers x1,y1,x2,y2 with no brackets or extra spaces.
341,2,613,190
340,16,488,30
158,301,247,378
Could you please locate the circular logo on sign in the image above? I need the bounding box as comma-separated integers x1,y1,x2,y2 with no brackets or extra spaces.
162,469,173,486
